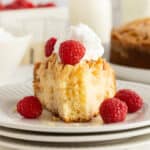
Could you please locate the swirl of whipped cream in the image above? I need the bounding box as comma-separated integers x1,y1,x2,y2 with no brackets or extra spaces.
54,24,104,62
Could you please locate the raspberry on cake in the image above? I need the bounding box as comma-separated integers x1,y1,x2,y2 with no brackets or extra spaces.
33,24,116,122
59,40,86,65
45,37,57,57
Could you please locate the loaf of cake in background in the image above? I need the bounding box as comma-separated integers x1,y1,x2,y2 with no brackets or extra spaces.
110,18,150,69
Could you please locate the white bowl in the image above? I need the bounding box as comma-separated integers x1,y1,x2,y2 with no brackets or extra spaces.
0,7,68,42
0,29,31,85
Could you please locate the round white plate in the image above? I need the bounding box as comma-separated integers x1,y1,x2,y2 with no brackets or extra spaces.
0,133,150,150
103,46,150,84
0,80,150,134
0,126,149,143
111,63,150,84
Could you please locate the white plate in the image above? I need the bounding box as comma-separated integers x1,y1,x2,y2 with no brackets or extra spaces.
111,63,150,84
103,48,150,84
0,133,150,150
0,80,150,134
0,126,149,143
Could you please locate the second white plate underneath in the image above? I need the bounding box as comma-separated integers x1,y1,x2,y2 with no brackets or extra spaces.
103,47,150,84
0,133,150,150
111,63,150,84
0,126,149,143
0,80,149,134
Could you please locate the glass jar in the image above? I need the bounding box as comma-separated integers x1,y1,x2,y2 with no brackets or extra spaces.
68,0,112,44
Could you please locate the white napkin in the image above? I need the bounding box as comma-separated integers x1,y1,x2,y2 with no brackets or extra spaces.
0,28,31,85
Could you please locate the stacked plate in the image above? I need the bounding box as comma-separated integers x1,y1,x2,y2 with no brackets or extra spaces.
0,80,150,150
104,48,150,84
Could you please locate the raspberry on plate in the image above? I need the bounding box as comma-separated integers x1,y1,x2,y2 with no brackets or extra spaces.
59,40,86,65
115,89,143,113
99,98,128,124
17,96,42,119
45,37,57,57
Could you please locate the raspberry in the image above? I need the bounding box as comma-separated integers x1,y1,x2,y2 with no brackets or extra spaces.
45,37,57,57
37,3,56,8
5,3,17,10
5,0,34,10
17,96,42,119
99,98,128,124
59,40,86,65
0,3,4,10
22,1,35,9
115,89,143,113
4,4,15,10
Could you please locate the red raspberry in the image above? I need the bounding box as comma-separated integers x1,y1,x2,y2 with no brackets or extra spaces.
17,96,42,119
4,3,15,10
99,98,128,124
22,1,35,9
45,37,57,57
37,3,56,8
5,3,17,10
0,3,4,10
115,89,143,113
59,40,86,65
5,0,34,10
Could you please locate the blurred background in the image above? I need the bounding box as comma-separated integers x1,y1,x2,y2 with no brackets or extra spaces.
0,0,149,64
0,0,149,84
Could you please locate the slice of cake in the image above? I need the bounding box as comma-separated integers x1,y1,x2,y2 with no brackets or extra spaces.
34,54,116,122
110,18,150,69
33,24,116,122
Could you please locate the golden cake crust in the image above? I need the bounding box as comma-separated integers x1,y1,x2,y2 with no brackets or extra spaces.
33,54,116,122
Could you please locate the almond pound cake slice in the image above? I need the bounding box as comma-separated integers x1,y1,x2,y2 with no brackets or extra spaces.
33,54,116,122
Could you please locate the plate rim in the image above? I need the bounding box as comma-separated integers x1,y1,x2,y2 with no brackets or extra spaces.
0,80,150,133
0,126,149,143
0,132,149,150
111,63,150,84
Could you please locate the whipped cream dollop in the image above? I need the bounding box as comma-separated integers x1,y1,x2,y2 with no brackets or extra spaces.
54,24,104,62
